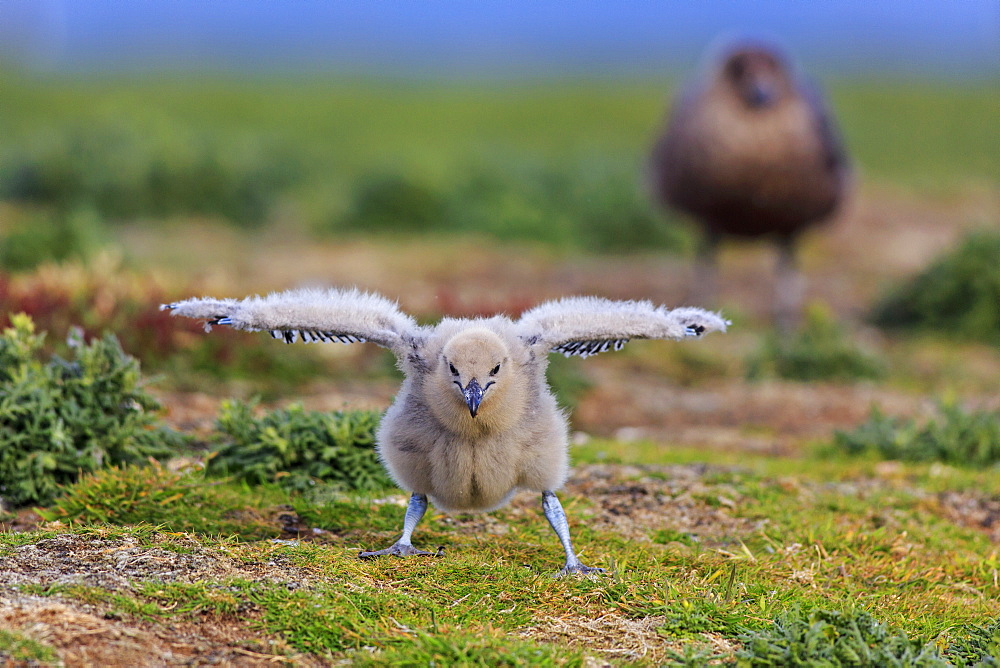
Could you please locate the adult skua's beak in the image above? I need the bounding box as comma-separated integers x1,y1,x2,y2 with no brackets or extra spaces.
746,80,775,108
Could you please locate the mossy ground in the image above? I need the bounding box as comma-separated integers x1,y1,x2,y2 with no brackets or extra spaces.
3,444,999,665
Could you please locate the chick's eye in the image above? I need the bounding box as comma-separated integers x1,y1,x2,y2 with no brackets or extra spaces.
490,364,501,376
449,363,459,376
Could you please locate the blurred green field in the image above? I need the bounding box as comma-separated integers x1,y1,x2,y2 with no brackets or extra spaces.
1,72,996,243
2,73,996,180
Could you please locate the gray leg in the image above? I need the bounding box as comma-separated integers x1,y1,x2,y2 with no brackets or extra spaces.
774,236,805,333
359,493,434,559
690,229,720,307
542,491,605,577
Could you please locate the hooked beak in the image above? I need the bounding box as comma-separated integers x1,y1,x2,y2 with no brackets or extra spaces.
745,81,775,108
462,378,485,418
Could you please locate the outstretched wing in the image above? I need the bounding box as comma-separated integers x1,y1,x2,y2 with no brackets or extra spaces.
517,296,728,359
161,287,421,352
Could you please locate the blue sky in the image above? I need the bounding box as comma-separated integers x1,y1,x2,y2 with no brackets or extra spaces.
1,1,997,77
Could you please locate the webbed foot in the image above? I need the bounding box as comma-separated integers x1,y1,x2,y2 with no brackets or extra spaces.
358,542,434,559
556,563,606,578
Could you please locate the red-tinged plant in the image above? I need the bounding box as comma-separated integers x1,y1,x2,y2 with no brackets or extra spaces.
0,256,322,387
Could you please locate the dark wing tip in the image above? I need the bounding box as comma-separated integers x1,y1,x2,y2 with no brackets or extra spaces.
553,338,630,358
268,329,368,345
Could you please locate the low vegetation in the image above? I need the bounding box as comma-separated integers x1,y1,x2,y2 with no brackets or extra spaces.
1,325,998,662
833,401,1000,467
0,72,997,664
0,113,299,227
736,607,994,666
0,259,328,393
211,400,390,492
4,445,1000,665
0,207,106,272
1,75,995,242
746,305,885,382
0,314,184,508
0,629,58,665
33,463,288,539
871,230,1000,346
336,160,693,253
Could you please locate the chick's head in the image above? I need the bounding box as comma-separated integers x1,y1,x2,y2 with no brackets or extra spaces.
440,328,510,419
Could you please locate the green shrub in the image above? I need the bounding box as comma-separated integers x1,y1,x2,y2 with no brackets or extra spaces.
747,305,885,382
739,609,1000,667
335,159,692,253
0,114,299,226
736,607,948,667
545,354,593,413
833,402,1000,467
0,314,185,508
871,231,1000,346
447,159,691,253
943,617,1000,667
211,400,392,492
340,172,448,233
0,208,106,272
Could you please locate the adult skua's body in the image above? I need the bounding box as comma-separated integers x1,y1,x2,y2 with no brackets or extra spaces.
648,39,849,329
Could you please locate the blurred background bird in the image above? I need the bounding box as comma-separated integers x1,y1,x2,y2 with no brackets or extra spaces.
648,39,850,331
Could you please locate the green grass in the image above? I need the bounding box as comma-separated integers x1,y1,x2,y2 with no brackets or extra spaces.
4,74,995,183
574,437,1000,495
5,438,998,664
0,629,58,664
33,462,293,539
829,80,1000,190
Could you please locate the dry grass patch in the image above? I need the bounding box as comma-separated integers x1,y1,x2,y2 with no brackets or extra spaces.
0,597,315,667
522,611,738,664
0,530,317,592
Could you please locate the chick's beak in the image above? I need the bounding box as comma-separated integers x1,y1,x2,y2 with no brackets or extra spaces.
463,378,484,418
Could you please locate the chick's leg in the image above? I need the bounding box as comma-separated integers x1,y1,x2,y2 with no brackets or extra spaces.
542,491,605,577
359,493,434,559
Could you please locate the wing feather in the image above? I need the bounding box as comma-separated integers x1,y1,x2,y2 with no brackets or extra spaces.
162,287,420,352
518,296,728,358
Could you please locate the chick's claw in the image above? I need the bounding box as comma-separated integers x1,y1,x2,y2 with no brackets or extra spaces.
358,542,434,559
556,564,607,578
